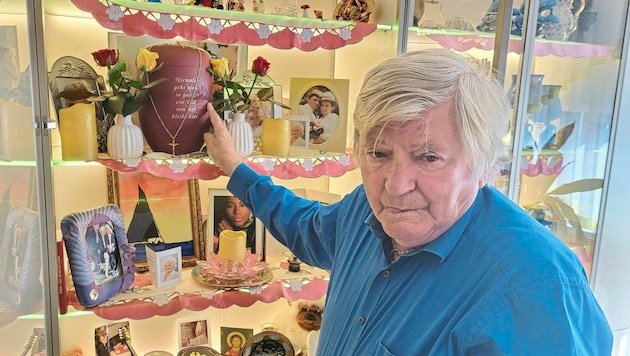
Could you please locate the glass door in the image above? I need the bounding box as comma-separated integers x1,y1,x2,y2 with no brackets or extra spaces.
503,0,627,277
401,0,627,278
0,0,58,354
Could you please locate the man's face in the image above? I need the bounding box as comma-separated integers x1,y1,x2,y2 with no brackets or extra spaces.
358,101,482,248
307,95,320,110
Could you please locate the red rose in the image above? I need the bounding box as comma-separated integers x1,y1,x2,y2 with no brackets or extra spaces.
91,49,118,67
251,56,270,77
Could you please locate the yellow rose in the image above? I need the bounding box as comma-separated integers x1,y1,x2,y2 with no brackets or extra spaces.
211,57,230,78
136,48,160,72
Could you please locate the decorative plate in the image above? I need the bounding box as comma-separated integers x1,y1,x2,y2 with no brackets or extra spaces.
191,265,273,289
176,345,221,356
241,331,295,356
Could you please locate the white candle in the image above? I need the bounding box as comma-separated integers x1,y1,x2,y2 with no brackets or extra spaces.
217,230,246,263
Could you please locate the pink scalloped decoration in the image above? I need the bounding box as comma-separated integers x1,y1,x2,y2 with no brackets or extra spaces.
196,250,268,280
70,0,377,51
427,33,612,58
520,153,566,177
96,153,357,181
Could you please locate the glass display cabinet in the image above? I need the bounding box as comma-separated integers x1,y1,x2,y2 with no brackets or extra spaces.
2,0,630,355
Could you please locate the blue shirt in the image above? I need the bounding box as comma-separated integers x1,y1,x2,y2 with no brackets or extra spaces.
228,164,612,355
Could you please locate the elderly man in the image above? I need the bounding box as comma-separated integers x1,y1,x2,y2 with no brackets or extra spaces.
203,49,612,355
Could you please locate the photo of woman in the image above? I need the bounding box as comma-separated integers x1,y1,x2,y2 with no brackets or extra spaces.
212,195,257,254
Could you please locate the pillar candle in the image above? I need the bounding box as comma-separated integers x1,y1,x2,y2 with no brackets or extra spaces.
217,230,247,263
261,118,291,156
58,102,98,161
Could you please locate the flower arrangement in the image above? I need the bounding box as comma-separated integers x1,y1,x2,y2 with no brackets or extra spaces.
207,55,290,115
88,48,167,116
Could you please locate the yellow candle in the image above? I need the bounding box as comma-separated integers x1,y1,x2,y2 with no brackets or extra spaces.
217,230,247,263
58,102,98,161
261,118,291,156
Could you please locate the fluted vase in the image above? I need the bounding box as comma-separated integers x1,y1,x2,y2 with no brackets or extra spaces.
226,112,254,157
107,114,144,160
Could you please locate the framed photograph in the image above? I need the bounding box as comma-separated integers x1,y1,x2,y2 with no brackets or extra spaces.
290,78,350,154
146,245,182,289
0,206,41,312
178,317,211,349
207,189,264,258
95,321,132,356
286,115,310,148
220,326,253,356
60,204,135,307
107,169,204,272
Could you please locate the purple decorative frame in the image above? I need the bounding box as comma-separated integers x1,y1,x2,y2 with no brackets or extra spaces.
61,204,135,307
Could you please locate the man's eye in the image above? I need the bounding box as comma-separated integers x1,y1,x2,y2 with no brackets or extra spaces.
367,150,386,158
424,155,439,162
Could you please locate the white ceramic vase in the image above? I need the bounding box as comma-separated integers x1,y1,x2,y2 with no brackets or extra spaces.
227,112,254,157
107,114,144,159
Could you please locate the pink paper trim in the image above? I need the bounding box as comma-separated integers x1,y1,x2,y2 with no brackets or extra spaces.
97,154,357,180
68,277,328,320
70,0,377,51
427,33,612,58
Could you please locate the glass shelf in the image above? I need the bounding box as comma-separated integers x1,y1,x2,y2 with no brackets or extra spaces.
65,254,329,320
70,0,378,51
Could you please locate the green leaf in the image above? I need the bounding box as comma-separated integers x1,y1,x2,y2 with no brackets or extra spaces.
256,87,274,100
547,179,603,195
143,78,167,89
555,123,575,149
267,99,292,110
107,93,127,115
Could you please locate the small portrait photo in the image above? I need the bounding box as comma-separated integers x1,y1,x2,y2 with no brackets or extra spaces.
220,326,253,356
286,115,310,148
208,189,264,258
178,318,211,349
146,245,182,289
94,321,131,356
85,220,122,285
290,78,349,153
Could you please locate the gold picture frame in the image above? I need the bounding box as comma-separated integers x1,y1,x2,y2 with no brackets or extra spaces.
290,78,350,154
107,169,204,272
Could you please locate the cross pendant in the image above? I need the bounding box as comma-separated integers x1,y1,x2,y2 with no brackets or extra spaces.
169,140,179,155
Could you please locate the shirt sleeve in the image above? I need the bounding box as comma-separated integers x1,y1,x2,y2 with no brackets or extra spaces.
227,163,339,269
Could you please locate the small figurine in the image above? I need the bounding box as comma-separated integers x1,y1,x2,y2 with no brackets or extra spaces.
288,256,301,272
301,4,310,18
314,9,323,20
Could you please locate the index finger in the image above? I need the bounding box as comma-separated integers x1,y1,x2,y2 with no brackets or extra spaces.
207,102,225,131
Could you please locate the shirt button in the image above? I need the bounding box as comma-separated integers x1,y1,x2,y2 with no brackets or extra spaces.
358,316,365,324
382,270,390,278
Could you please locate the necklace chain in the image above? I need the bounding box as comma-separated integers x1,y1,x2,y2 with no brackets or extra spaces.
147,47,203,156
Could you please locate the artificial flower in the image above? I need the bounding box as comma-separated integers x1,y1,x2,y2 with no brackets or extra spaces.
251,56,270,76
60,48,167,117
207,55,290,114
